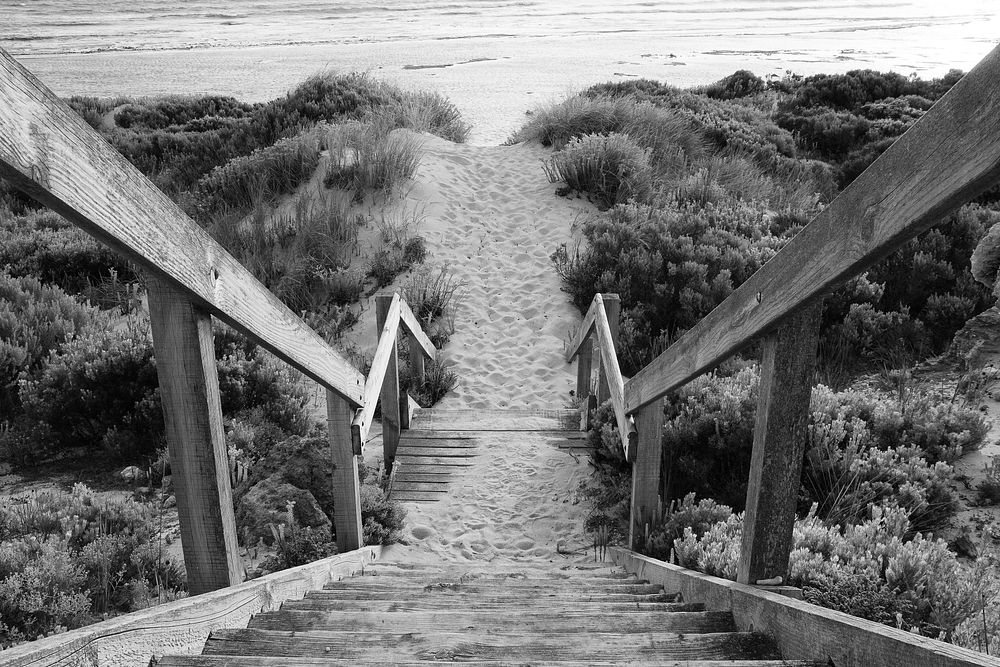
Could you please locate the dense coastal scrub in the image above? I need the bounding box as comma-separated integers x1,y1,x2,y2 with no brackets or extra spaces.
529,69,1000,649
0,72,470,646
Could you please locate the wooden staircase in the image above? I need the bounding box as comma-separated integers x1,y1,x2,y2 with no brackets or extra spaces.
155,561,826,665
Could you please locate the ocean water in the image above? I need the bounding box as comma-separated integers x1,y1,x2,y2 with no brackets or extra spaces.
2,1,998,144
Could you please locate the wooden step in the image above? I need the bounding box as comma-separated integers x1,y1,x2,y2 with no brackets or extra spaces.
302,589,677,603
394,455,476,467
401,430,587,439
322,580,664,594
410,409,579,431
352,570,643,583
202,628,782,661
159,656,829,667
394,446,478,458
247,609,737,634
279,598,707,613
361,562,629,576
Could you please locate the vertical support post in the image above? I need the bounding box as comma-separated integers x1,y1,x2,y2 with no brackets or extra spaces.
737,300,823,585
400,333,424,431
147,277,241,595
629,400,663,550
576,337,594,429
597,294,621,405
375,294,401,471
327,390,363,552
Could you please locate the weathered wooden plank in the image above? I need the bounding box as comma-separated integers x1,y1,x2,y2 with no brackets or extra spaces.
147,279,241,595
593,295,634,456
248,609,735,634
0,49,365,406
390,464,460,476
575,336,594,404
625,46,1000,412
565,294,601,362
397,438,479,448
597,293,621,406
397,295,436,360
203,628,779,661
410,409,578,431
351,293,401,454
630,399,664,551
302,589,678,602
392,491,454,502
159,656,825,667
393,446,477,458
614,548,1000,667
377,293,402,464
2,547,380,667
394,455,476,467
327,391,362,552
391,482,451,493
280,598,705,613
402,430,583,439
738,302,822,585
391,472,454,483
321,581,665,594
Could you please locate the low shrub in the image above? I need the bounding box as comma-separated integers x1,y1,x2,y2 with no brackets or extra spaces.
193,129,322,224
0,484,186,646
402,265,464,324
401,357,459,407
543,132,653,209
369,90,471,143
0,271,103,414
324,122,423,199
701,70,766,100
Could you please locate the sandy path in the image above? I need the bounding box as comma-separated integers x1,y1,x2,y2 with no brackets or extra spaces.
343,133,600,564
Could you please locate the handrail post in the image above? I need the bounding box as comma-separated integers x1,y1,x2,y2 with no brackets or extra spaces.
401,332,424,431
375,293,401,472
737,300,822,585
576,335,594,429
328,390,363,551
629,400,663,550
597,294,621,404
147,277,242,595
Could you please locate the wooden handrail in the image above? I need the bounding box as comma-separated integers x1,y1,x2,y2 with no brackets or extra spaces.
352,294,402,450
569,294,636,458
0,48,366,406
398,297,437,359
351,292,436,454
624,42,1000,413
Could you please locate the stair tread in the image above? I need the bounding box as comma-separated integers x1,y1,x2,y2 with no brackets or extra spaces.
322,581,664,593
202,628,782,661
248,609,736,634
303,589,678,602
161,657,824,667
159,657,826,667
410,408,579,431
280,598,706,613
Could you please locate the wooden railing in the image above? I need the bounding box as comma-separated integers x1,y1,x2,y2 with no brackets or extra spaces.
0,48,432,596
352,292,436,470
566,293,636,458
565,40,1000,637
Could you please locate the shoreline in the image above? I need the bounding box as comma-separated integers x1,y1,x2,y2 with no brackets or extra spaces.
10,29,995,146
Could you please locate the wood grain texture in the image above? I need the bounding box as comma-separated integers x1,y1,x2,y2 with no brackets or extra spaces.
397,296,437,360
613,548,1000,667
248,609,735,634
3,547,380,667
147,279,241,595
351,294,401,452
738,302,822,585
0,49,365,406
409,409,579,431
597,294,621,405
161,658,825,667
625,44,1000,413
327,391,362,553
576,336,594,402
202,628,778,661
280,598,705,613
593,295,633,456
630,400,664,550
376,293,402,463
565,294,600,362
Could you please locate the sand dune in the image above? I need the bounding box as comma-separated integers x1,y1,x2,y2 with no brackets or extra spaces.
344,133,601,563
